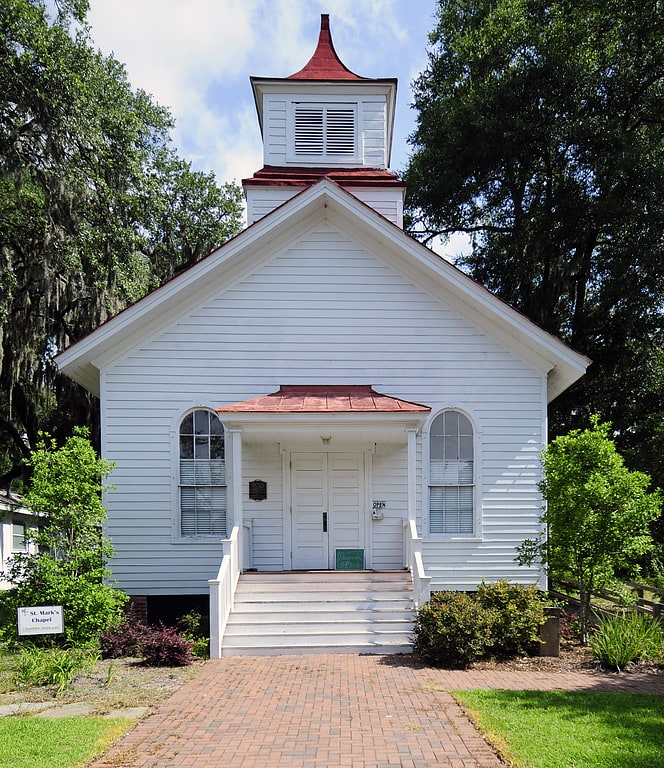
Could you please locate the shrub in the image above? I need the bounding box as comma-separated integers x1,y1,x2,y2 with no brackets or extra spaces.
0,429,129,647
100,618,151,659
559,609,582,641
178,611,210,658
590,611,664,671
141,625,193,667
100,617,193,667
478,580,544,657
413,591,495,668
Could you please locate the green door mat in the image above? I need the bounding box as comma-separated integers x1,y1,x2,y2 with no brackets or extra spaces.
336,549,364,570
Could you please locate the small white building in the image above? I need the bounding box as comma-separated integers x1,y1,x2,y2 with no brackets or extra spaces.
0,493,35,589
56,16,588,653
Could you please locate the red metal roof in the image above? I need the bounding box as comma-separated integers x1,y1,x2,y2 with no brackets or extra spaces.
217,385,430,414
288,14,365,81
243,166,406,189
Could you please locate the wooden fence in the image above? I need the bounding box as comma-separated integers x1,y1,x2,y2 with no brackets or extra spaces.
550,579,663,618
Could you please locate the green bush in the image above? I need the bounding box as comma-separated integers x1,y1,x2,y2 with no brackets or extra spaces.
0,428,128,647
413,582,546,667
0,568,128,647
478,580,544,657
178,611,210,658
590,611,664,671
413,591,495,668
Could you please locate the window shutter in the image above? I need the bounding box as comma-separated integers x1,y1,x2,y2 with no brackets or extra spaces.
326,108,355,155
295,108,324,155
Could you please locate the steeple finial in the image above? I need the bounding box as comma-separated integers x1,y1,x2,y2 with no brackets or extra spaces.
288,14,365,80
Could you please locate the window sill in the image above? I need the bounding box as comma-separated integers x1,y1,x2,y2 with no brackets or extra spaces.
426,535,483,543
172,536,229,544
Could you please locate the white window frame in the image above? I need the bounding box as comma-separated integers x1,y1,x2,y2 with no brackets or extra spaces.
178,408,227,538
11,520,28,553
426,408,481,539
287,100,359,164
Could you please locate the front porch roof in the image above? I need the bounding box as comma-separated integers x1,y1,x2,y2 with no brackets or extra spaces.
217,385,430,414
217,386,430,444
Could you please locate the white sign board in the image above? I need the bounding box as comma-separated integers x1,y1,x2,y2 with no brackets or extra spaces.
17,606,64,636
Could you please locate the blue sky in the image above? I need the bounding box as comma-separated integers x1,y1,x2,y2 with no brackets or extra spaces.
85,1,440,185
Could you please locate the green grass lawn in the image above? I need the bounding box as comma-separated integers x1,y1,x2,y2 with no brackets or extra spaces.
0,716,132,768
454,689,664,768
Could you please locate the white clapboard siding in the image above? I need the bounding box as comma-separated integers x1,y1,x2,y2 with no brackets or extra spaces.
246,186,403,226
242,445,284,571
262,95,388,168
100,221,546,595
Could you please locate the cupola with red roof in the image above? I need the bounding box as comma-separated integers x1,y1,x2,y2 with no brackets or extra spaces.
244,14,406,227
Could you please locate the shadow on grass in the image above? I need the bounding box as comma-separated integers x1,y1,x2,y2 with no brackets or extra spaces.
454,689,664,768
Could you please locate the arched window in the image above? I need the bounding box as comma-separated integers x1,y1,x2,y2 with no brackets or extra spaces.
179,409,226,537
429,411,474,535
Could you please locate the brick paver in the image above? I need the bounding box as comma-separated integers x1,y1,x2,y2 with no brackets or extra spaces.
90,654,664,768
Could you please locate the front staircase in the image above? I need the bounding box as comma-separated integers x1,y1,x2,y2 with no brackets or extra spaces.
220,570,416,656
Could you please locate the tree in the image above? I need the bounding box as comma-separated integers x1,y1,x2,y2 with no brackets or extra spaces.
517,416,661,642
0,427,127,645
405,0,664,492
0,0,243,489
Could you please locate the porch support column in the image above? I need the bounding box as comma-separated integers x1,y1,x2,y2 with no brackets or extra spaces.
407,428,417,524
229,427,244,566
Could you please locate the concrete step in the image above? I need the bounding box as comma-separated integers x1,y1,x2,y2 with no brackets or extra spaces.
231,601,416,615
221,570,416,657
224,618,414,634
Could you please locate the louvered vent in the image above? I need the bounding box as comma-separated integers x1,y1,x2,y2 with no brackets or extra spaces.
325,108,355,155
294,108,324,155
294,104,356,158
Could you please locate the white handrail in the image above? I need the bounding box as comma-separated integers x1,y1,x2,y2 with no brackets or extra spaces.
404,519,432,609
208,524,242,659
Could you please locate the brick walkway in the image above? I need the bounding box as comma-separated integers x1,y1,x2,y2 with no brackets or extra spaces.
90,654,664,768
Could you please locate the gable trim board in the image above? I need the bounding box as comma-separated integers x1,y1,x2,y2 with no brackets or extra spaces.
56,178,588,403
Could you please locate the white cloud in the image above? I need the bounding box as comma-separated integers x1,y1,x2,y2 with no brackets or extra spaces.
86,0,438,184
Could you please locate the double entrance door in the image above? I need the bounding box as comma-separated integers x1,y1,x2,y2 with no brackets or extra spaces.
291,452,365,570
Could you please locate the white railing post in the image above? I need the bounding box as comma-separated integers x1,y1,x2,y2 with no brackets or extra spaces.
404,518,432,610
208,523,242,659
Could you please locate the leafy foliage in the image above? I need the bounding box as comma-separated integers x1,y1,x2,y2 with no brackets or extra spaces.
0,428,128,645
477,580,544,657
15,645,99,693
177,610,210,658
414,590,494,667
140,625,193,668
517,416,661,641
413,581,544,667
99,617,148,659
405,0,664,496
0,0,243,488
100,616,193,667
590,612,663,671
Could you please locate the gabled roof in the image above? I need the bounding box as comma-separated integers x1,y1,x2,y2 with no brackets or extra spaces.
288,14,364,81
218,385,430,414
55,178,589,402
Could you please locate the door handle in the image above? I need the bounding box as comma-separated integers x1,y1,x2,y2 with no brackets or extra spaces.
322,512,328,533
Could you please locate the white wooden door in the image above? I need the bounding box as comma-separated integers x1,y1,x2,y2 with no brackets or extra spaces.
291,452,364,569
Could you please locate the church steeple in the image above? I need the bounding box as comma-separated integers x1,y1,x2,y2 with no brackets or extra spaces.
244,15,405,227
287,14,364,81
